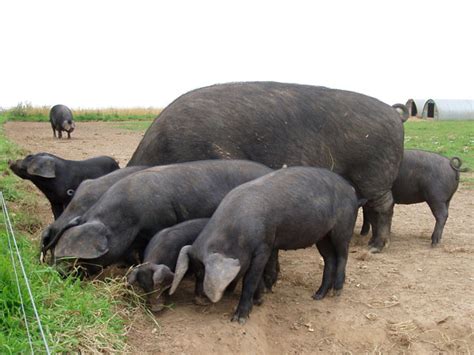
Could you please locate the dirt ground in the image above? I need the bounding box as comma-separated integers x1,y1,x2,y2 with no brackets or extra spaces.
5,121,474,354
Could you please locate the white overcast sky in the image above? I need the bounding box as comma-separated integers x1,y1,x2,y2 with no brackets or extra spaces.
1,0,473,109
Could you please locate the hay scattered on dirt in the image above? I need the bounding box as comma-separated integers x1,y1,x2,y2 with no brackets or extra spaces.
387,320,419,347
364,295,400,309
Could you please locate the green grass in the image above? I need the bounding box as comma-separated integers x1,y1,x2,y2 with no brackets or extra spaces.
113,120,153,131
404,120,473,171
3,102,161,122
0,115,130,353
0,235,128,353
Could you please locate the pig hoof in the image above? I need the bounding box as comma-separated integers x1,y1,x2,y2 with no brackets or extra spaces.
333,289,342,297
369,246,382,254
194,295,211,306
253,297,264,306
263,286,273,294
312,292,326,300
231,314,248,324
431,238,440,246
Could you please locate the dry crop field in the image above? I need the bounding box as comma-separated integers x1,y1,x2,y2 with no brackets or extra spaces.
4,120,474,353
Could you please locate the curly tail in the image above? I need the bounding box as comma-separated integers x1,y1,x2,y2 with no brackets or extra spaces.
392,103,409,123
449,157,462,171
449,157,463,181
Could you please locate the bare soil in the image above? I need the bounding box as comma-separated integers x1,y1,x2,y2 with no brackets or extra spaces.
5,121,474,354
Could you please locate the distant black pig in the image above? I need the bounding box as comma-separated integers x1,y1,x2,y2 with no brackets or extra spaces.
170,167,359,324
9,153,120,219
127,218,210,312
50,104,76,139
360,150,462,245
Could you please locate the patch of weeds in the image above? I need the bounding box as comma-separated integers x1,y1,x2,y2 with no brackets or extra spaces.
0,115,130,352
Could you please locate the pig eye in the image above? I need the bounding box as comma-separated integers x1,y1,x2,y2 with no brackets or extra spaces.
66,189,75,196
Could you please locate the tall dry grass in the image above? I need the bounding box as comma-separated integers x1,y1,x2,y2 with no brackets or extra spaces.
4,102,162,122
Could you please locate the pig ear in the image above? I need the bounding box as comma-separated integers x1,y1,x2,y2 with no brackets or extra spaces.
27,155,56,178
43,216,82,253
204,253,240,303
54,222,109,260
152,265,174,288
127,268,139,286
169,245,192,295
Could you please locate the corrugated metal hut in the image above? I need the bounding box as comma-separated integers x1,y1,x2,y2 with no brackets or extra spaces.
421,99,474,120
405,99,427,117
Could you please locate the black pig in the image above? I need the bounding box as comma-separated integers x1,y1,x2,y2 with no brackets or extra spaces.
50,104,75,139
128,82,404,253
51,160,273,275
127,218,210,312
9,153,119,219
40,166,147,261
360,150,462,245
128,218,279,312
170,167,359,324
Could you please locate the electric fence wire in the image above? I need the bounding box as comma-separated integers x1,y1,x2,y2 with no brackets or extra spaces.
0,191,51,354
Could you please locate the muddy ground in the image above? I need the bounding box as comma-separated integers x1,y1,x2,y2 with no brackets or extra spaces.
5,121,474,354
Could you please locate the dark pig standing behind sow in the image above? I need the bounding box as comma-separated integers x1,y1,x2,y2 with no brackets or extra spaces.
361,149,462,245
128,82,404,252
50,104,76,139
40,166,147,261
170,167,360,324
9,153,120,219
51,160,273,274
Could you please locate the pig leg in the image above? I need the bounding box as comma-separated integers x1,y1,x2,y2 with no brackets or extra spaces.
428,200,449,246
194,267,211,306
225,279,238,294
360,206,371,236
67,131,71,139
52,126,57,138
366,191,394,253
253,279,265,306
232,247,271,324
263,249,279,292
313,237,336,300
331,233,350,296
58,130,63,139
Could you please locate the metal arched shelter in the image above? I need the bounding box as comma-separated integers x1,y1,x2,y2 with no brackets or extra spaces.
405,99,427,118
421,99,474,120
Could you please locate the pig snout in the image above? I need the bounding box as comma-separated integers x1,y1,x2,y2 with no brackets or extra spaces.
62,120,75,132
148,293,167,312
8,159,20,169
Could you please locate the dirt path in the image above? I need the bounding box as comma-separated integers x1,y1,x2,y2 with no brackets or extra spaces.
5,121,474,353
